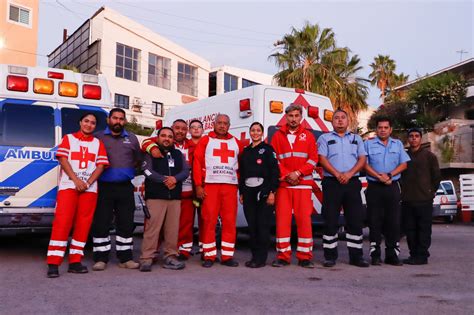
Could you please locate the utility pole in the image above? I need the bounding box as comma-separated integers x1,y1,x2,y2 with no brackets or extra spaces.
456,49,468,61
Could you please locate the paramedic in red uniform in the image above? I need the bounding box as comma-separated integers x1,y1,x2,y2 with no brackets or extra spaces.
270,103,318,268
46,113,109,278
142,119,196,260
193,114,243,268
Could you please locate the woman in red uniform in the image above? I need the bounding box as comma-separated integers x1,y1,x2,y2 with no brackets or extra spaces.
46,113,109,278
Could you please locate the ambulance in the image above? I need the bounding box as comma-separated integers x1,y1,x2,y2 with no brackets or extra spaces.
160,85,368,228
0,64,112,232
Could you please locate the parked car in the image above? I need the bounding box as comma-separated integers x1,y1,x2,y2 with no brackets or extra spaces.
433,180,459,223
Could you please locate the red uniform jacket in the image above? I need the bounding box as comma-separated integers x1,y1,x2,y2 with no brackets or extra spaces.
270,124,318,188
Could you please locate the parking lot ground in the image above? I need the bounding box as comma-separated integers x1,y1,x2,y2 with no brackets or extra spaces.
1,223,473,314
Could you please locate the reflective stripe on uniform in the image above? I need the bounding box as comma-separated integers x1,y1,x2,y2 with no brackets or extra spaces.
296,246,312,252
323,242,338,249
116,236,133,243
307,159,317,166
221,241,235,248
278,153,292,159
71,239,86,247
346,233,363,241
47,250,65,257
293,152,308,158
49,240,67,247
276,237,291,243
93,245,111,252
69,249,84,255
323,234,338,241
116,245,133,251
221,250,234,256
202,242,216,249
93,236,110,243
347,242,363,249
298,238,313,243
204,250,217,257
276,246,292,252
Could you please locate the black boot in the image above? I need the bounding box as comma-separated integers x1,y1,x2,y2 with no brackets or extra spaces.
47,264,59,278
68,262,88,274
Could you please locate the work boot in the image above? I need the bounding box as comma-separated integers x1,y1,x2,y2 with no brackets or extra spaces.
177,253,189,261
349,258,370,268
92,261,107,271
68,262,88,274
322,260,336,268
384,257,403,266
119,260,140,269
47,264,59,278
298,260,315,269
221,259,239,267
139,262,152,272
371,257,382,266
163,256,185,270
272,259,290,267
202,260,214,268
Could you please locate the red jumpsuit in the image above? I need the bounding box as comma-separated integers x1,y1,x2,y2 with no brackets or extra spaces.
270,124,318,263
142,137,196,258
193,132,243,262
47,132,109,265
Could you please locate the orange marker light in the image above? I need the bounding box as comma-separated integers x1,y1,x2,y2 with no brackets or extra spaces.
33,78,54,95
59,81,78,97
270,101,284,113
324,109,334,121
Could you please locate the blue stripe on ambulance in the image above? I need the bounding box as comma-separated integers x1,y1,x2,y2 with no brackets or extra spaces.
28,187,57,207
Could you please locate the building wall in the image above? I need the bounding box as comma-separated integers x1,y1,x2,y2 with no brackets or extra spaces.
210,65,274,96
0,0,38,66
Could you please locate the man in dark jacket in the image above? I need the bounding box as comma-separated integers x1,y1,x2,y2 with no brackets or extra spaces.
139,127,190,272
401,128,441,265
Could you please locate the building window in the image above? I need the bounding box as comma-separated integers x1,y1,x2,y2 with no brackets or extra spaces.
209,72,217,97
116,43,140,82
224,73,238,93
8,4,31,27
242,79,259,88
114,94,129,109
148,53,171,90
177,62,197,96
151,101,164,117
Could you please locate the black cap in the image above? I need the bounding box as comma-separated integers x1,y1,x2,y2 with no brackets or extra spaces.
407,127,422,136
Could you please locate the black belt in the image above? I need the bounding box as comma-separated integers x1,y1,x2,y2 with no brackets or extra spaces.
368,180,399,186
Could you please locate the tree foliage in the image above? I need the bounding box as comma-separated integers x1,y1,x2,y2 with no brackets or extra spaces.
270,22,369,130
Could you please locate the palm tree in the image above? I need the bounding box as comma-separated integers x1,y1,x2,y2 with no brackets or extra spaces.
368,55,396,103
385,72,410,102
270,22,368,129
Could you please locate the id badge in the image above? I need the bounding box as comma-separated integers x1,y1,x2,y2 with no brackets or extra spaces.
168,158,175,168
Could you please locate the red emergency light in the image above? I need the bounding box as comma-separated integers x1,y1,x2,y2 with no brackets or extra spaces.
239,99,252,118
7,75,28,92
47,71,64,79
307,105,319,119
295,88,305,94
155,120,163,130
83,84,102,100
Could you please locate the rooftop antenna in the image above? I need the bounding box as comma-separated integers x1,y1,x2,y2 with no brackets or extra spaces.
456,49,468,62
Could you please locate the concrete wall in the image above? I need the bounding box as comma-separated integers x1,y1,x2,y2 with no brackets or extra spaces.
211,65,275,95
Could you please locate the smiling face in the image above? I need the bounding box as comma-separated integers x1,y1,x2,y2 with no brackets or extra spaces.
214,115,230,136
249,124,263,142
157,128,174,150
172,120,188,144
189,121,203,139
79,114,97,135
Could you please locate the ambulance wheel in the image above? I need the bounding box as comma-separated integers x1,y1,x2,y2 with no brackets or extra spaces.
444,215,455,223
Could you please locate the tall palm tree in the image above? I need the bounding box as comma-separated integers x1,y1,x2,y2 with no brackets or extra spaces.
270,22,368,129
369,55,396,102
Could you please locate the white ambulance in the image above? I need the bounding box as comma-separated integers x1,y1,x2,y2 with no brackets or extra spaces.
159,85,367,228
0,64,112,232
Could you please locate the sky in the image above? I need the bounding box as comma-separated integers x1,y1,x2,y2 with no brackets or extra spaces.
36,0,473,108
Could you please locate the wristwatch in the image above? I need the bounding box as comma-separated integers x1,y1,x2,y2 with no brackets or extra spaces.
387,172,393,179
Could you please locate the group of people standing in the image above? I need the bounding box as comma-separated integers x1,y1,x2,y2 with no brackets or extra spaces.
46,103,440,277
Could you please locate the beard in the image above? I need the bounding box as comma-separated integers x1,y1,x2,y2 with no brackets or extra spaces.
159,143,173,151
110,123,124,133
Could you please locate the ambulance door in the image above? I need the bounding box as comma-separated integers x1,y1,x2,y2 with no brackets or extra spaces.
0,100,58,211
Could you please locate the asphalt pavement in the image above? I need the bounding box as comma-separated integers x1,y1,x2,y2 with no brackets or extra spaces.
0,223,473,314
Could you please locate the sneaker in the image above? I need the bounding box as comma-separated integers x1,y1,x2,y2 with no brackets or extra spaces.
92,261,107,271
118,260,139,269
298,260,315,269
163,256,185,270
322,260,336,268
202,260,214,268
221,259,239,267
272,259,290,267
47,264,59,278
139,262,152,272
68,262,88,274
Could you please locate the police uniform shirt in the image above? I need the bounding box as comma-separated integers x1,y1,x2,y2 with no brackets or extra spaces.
317,131,366,177
364,137,410,182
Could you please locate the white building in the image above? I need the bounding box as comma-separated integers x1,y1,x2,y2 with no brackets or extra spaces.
209,65,275,96
48,7,276,129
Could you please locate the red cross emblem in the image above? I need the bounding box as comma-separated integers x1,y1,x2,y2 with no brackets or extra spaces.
70,146,96,169
239,132,250,147
213,142,235,163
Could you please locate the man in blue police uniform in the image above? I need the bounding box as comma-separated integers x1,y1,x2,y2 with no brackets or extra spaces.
317,109,369,268
91,108,143,271
364,117,410,266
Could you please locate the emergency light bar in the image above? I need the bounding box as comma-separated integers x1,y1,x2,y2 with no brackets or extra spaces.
7,75,28,92
82,74,99,84
59,81,78,97
307,105,319,119
33,78,54,95
270,101,284,113
239,99,252,118
324,109,334,121
8,65,28,75
83,84,101,100
47,71,64,79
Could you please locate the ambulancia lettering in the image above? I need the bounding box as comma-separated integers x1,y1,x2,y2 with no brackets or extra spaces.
5,149,57,161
